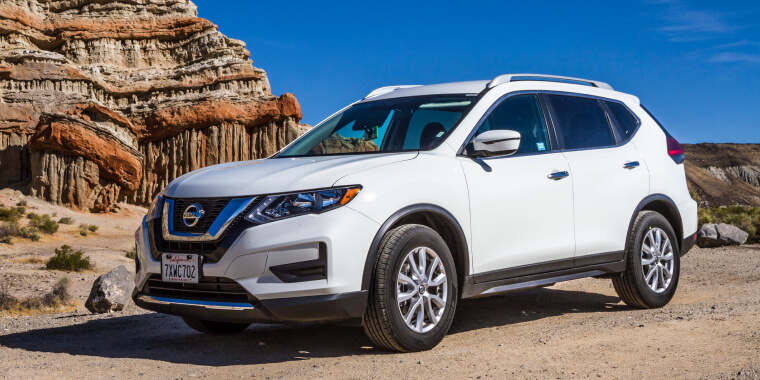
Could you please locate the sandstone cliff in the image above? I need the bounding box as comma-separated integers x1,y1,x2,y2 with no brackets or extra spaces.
684,144,760,207
0,0,303,211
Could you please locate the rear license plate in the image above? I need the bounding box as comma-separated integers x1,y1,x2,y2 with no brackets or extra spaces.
161,253,200,283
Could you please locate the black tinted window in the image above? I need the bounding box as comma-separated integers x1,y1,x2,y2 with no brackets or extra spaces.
548,95,615,150
606,101,639,141
474,94,550,154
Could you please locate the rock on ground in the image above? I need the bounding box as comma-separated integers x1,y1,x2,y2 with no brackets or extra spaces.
696,223,749,248
85,265,134,313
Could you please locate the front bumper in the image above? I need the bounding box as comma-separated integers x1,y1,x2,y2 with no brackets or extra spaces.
133,206,379,323
132,289,367,325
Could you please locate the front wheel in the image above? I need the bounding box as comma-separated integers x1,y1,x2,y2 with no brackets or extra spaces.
613,211,680,308
182,317,251,334
363,224,458,352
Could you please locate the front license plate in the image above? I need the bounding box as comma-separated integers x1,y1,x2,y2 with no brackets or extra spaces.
161,253,200,283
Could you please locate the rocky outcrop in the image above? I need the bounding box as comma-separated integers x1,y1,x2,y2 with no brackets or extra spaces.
696,223,749,248
0,0,304,211
684,144,760,207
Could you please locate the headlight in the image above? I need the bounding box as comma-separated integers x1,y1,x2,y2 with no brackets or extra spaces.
245,186,361,224
147,195,164,220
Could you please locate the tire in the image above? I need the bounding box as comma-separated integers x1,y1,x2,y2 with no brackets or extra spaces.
613,211,680,308
182,317,251,334
363,224,458,352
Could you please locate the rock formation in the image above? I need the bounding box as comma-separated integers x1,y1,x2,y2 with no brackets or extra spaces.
0,0,304,211
684,144,760,207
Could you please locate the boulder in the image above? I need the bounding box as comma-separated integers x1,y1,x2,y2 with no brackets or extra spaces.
696,223,749,248
85,265,134,313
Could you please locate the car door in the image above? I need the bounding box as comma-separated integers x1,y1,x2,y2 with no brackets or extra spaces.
544,93,649,262
459,93,576,279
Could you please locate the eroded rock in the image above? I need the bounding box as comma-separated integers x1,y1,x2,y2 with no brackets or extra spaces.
85,265,134,313
0,0,305,211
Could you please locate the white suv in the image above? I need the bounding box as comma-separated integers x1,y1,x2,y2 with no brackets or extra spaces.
133,74,698,352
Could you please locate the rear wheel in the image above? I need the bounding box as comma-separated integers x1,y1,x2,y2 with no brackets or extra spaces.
363,224,458,352
613,211,680,308
182,317,251,334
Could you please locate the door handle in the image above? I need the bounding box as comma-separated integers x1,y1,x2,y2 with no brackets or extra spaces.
547,171,570,180
623,161,640,169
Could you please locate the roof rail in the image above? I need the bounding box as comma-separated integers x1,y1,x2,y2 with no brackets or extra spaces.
363,85,422,100
487,73,613,90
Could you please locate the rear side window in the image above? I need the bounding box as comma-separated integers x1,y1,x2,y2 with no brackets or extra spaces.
474,94,551,155
547,95,615,150
605,101,639,142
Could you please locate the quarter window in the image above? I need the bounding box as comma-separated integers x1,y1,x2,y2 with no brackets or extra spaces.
547,95,615,150
474,94,551,155
605,101,639,142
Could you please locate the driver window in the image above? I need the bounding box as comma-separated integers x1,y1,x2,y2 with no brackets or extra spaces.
474,94,551,155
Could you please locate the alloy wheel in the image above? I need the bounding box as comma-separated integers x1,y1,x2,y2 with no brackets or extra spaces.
641,227,675,293
396,247,448,333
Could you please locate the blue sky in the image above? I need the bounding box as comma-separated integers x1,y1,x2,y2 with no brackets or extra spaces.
194,0,759,143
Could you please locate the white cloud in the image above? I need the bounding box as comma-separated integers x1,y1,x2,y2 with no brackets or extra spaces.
709,52,760,64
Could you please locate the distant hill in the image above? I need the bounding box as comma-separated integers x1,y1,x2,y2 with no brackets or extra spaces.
684,144,760,207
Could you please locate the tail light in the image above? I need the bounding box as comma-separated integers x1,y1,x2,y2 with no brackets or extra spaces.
641,105,686,165
667,137,685,164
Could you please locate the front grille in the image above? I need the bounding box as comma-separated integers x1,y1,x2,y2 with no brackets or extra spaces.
162,240,220,255
150,197,259,263
171,198,230,234
144,274,251,303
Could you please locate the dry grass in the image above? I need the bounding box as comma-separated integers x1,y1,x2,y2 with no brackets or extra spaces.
0,277,77,317
13,256,47,265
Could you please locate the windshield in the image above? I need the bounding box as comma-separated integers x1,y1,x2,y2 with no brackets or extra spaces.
277,95,476,157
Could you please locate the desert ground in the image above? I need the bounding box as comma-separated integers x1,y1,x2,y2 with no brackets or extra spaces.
0,190,759,379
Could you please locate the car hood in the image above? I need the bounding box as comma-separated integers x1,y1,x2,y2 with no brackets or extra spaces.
162,153,418,198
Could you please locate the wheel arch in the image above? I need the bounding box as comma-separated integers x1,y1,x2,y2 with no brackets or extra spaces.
630,194,684,253
361,204,470,294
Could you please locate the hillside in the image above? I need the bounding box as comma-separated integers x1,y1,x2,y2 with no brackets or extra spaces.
684,143,760,207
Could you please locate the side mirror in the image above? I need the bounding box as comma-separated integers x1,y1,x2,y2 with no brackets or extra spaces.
468,130,521,158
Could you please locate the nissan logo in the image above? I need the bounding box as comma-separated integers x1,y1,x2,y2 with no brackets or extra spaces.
182,203,205,227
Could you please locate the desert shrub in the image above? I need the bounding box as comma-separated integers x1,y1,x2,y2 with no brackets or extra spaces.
39,219,59,234
16,200,27,207
46,245,92,271
125,249,136,260
52,212,57,217
698,205,760,244
42,277,72,307
27,212,38,220
0,222,20,244
16,206,25,214
87,224,98,232
0,277,73,315
79,229,88,236
0,223,42,243
0,287,17,310
18,226,41,242
0,207,22,223
58,217,75,225
29,214,59,234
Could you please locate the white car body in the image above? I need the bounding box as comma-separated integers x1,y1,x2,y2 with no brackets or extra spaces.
133,75,698,326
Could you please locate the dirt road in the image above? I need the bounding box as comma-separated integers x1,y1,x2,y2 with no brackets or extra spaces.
1,193,759,379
